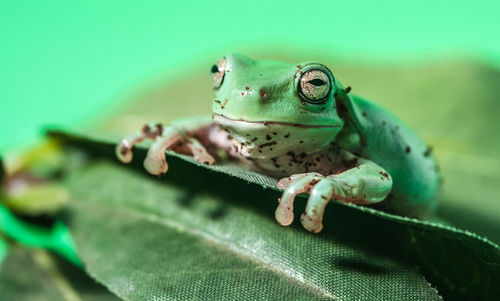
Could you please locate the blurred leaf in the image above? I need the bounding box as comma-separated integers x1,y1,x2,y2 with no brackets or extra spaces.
3,183,68,215
0,204,80,266
0,246,120,301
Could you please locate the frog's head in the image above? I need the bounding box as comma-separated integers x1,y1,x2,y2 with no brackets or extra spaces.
211,53,345,158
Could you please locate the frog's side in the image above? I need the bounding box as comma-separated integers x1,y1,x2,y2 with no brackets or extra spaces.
116,53,440,233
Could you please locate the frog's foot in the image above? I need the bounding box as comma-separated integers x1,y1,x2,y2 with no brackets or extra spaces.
143,128,215,176
275,173,336,233
116,123,163,163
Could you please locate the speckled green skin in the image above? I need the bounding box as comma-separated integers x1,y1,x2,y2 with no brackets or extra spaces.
212,54,439,217
338,95,440,215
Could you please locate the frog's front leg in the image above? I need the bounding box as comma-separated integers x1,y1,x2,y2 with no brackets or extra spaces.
275,151,392,233
116,117,215,176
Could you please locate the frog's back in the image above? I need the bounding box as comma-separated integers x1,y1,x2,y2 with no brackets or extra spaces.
340,95,440,218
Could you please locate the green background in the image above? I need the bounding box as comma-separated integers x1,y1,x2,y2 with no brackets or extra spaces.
2,0,500,152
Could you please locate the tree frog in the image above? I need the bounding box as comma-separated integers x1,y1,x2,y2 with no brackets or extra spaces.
116,53,440,233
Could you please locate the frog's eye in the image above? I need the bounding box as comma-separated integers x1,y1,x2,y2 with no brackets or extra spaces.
298,69,332,104
210,57,226,89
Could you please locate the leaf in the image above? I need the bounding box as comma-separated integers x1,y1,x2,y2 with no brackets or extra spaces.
62,158,442,300
0,245,121,301
0,203,80,266
49,130,498,299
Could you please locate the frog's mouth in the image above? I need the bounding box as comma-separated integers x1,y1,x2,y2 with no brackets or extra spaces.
213,114,342,129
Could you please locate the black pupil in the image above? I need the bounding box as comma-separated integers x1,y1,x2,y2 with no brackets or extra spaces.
211,64,219,73
308,78,326,86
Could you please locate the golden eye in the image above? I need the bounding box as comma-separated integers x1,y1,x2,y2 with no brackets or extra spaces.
210,57,226,89
298,69,332,103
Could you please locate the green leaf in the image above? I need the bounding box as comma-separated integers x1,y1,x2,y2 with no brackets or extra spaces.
0,204,80,266
0,245,121,301
49,131,498,299
63,158,443,300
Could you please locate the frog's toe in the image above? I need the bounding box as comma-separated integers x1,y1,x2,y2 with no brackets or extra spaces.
277,172,322,189
186,138,215,165
116,141,133,163
196,153,215,165
144,155,168,176
300,178,334,233
275,175,320,226
143,133,180,176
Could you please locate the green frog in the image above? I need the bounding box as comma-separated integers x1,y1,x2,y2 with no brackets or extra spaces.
116,53,440,233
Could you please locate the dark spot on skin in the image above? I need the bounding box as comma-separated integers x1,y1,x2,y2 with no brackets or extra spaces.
382,121,386,126
284,133,290,138
273,132,277,135
251,137,258,142
345,86,352,93
245,86,250,90
214,99,221,103
241,92,245,96
316,157,321,162
221,98,228,109
380,177,385,180
299,140,304,144
258,150,262,153
141,124,150,134
405,146,411,153
203,161,209,165
119,146,129,156
288,163,292,167
297,64,302,69
258,141,277,149
227,135,233,140
310,179,320,186
379,171,389,178
424,146,433,157
321,195,328,200
259,74,263,76
362,112,367,117
299,152,307,159
245,133,250,136
155,124,163,136
266,135,272,141
259,89,267,99
274,163,281,168
395,126,400,130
